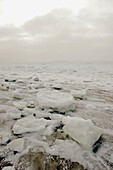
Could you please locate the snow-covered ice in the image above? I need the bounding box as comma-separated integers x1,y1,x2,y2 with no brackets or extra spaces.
0,62,113,170
36,90,75,112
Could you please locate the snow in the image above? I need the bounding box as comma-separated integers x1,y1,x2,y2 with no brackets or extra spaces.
62,116,102,148
7,138,24,152
36,90,75,112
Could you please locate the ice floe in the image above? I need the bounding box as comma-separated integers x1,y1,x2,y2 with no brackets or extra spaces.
62,116,102,149
7,138,24,152
36,90,75,112
13,116,61,136
13,117,47,134
70,89,86,99
0,132,11,144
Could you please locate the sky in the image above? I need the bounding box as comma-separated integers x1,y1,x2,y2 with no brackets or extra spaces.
0,0,113,63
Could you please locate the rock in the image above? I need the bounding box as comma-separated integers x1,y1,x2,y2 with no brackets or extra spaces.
62,116,102,149
36,90,75,112
7,138,24,152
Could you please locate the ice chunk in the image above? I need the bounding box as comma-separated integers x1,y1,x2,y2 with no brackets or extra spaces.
13,117,47,134
86,104,97,110
0,95,10,104
12,89,24,100
70,89,86,99
7,138,24,152
0,132,11,144
36,90,75,112
2,167,15,170
13,101,27,110
62,116,102,149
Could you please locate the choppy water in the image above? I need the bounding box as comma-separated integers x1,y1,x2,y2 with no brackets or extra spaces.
0,62,113,170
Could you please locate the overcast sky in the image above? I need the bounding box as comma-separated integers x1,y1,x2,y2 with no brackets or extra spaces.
0,0,113,63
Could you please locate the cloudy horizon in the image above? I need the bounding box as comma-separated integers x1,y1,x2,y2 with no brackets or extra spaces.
0,0,113,64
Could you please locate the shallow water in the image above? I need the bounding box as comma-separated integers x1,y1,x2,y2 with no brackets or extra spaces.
0,62,113,170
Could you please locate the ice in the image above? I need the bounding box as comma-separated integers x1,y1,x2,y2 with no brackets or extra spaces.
86,104,97,110
0,63,113,169
7,138,24,152
0,132,11,144
13,101,27,110
0,105,21,120
36,90,75,112
2,167,15,170
70,89,86,99
62,116,102,149
12,89,24,100
13,117,47,134
13,116,61,136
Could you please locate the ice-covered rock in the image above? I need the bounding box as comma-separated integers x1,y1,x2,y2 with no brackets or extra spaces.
7,138,24,152
36,90,75,112
70,89,86,99
62,116,102,149
13,117,47,134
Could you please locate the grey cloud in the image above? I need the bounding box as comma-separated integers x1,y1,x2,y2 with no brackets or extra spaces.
0,1,113,63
